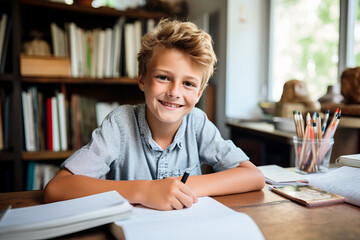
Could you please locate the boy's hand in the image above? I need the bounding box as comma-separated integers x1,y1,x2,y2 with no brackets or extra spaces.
140,178,197,211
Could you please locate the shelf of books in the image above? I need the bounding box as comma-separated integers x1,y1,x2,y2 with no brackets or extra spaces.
22,76,138,85
0,0,169,191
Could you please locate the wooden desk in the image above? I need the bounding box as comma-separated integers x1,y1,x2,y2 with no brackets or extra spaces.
1,189,359,240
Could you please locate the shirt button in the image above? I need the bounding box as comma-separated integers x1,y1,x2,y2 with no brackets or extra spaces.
179,142,183,148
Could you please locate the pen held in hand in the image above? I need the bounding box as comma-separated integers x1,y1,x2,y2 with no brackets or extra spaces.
181,171,189,184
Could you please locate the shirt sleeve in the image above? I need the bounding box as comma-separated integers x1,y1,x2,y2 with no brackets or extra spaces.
193,109,249,172
61,110,124,178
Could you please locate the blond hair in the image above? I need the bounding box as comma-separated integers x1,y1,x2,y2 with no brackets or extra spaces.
137,19,217,91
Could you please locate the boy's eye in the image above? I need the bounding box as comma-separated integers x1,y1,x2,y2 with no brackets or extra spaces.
156,75,169,81
184,81,196,87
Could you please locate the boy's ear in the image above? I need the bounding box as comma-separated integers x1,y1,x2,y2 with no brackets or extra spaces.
138,75,145,91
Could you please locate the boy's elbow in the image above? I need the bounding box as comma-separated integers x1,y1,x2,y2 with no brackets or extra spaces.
43,179,59,203
247,166,265,191
254,171,266,190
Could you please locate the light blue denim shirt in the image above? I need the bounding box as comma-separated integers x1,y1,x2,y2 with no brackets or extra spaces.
62,103,249,180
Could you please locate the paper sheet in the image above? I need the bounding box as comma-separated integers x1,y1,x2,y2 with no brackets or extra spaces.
258,165,306,182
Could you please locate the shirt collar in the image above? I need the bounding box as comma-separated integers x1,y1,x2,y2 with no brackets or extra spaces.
137,103,186,151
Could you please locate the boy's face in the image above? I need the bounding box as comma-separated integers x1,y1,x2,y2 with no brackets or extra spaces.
138,47,204,129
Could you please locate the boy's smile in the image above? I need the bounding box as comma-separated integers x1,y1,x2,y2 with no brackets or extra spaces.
138,47,204,132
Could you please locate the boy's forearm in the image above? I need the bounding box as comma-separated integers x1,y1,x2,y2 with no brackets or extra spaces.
44,170,195,210
186,161,265,197
44,170,147,204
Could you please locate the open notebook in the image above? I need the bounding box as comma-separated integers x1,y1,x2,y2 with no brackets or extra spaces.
110,196,265,240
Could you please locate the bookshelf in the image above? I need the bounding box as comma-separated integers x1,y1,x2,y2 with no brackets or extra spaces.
0,0,169,192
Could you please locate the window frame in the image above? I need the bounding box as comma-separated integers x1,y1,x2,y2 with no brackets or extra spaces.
267,0,359,102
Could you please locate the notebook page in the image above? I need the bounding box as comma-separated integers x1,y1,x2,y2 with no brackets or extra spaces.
113,196,264,240
306,166,360,206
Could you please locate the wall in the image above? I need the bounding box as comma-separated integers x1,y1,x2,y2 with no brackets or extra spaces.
186,0,229,138
187,0,269,137
226,0,269,119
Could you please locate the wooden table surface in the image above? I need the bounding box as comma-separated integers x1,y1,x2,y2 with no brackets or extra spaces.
1,188,359,240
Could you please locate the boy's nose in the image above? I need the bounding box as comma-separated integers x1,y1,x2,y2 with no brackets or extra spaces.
168,82,181,98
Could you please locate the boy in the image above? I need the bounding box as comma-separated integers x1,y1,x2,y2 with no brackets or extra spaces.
44,19,265,211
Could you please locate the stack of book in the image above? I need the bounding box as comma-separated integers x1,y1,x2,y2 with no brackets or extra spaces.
48,17,155,78
21,86,120,152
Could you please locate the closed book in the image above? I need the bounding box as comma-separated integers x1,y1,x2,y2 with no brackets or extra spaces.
26,91,36,152
70,94,81,149
77,27,86,77
269,185,345,207
29,87,40,151
37,92,45,151
51,96,60,152
112,17,125,77
50,22,60,56
104,28,113,78
335,154,360,168
85,30,93,77
20,55,71,77
46,97,53,151
134,20,142,76
33,163,43,190
26,161,36,191
0,16,11,73
90,29,99,78
0,191,133,240
56,92,68,151
0,13,8,67
124,23,136,78
68,22,79,77
22,91,36,152
21,91,30,151
96,30,106,78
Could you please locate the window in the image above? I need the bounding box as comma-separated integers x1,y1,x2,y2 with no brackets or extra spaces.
270,0,340,102
355,1,360,66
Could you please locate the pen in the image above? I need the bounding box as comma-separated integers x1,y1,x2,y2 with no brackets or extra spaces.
181,171,189,183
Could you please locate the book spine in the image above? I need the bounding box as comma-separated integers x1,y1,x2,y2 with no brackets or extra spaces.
69,22,79,77
51,96,60,152
0,13,8,66
57,92,68,151
46,97,53,151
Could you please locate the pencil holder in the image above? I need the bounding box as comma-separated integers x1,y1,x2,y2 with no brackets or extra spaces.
293,136,334,174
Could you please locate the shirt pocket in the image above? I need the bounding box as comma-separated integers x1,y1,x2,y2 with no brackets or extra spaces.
169,164,200,177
